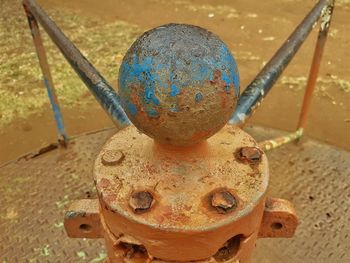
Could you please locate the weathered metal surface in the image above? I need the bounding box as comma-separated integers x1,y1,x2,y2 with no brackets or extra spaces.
0,129,114,262
297,0,335,130
258,0,335,153
119,24,240,146
258,197,298,238
236,146,263,164
100,209,249,263
64,199,103,238
210,189,238,214
128,191,155,214
94,125,268,261
14,1,342,262
258,128,303,152
229,0,329,126
1,127,350,262
24,6,68,144
23,0,130,128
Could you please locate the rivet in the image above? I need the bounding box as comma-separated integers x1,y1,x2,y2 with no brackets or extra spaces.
101,150,125,166
237,147,262,164
129,191,154,213
211,190,237,214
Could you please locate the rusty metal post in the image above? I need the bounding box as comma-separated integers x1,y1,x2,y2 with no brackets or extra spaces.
258,129,303,152
229,0,329,127
257,0,335,152
63,24,298,263
297,0,335,131
21,0,336,260
24,6,68,145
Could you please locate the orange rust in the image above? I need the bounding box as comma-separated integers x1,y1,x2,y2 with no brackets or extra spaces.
209,70,227,88
93,125,270,261
203,188,244,216
297,14,331,130
258,197,298,238
101,198,266,261
235,146,263,165
63,124,299,262
153,139,209,161
129,191,155,213
96,178,112,190
189,129,214,143
64,199,103,239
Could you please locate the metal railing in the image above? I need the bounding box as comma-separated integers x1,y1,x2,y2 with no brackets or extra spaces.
23,0,335,150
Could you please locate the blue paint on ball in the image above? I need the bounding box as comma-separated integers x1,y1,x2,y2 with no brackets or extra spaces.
146,108,159,118
221,73,231,87
195,92,203,102
127,103,138,116
170,84,181,97
118,24,240,136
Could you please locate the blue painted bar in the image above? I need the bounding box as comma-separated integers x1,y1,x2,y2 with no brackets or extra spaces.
43,78,68,142
25,7,68,144
24,0,130,128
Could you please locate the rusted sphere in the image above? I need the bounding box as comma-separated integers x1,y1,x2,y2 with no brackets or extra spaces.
118,23,240,146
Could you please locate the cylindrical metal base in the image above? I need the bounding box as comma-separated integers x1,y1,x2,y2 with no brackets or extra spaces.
94,125,269,262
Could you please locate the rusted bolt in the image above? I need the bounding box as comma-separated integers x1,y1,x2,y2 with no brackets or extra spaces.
211,190,237,214
129,191,154,213
237,146,262,164
101,150,125,166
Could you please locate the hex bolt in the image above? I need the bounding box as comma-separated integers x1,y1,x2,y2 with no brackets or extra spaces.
211,190,237,214
237,146,262,164
129,191,154,214
101,150,125,166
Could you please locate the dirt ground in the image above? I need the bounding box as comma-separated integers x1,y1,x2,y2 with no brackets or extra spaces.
0,0,349,164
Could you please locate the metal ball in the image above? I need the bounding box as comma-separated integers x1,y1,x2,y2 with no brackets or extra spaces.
118,23,240,146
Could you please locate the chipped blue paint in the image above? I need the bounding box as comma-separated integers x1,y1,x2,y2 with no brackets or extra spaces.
144,87,160,105
146,108,159,118
209,71,214,81
120,47,239,98
43,78,68,142
127,103,138,116
222,73,231,86
195,92,203,102
219,46,240,95
170,84,181,97
119,55,162,117
118,24,240,121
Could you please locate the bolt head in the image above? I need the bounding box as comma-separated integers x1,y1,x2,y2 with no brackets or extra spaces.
211,190,237,214
237,146,262,164
101,150,125,166
129,191,154,213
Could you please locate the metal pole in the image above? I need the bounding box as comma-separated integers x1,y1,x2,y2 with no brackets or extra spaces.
255,0,335,152
258,129,303,152
229,0,328,127
24,6,68,146
297,0,335,131
22,0,130,127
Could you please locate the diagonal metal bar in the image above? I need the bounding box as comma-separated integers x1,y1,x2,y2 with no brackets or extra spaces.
23,0,130,128
297,0,335,131
229,0,329,127
258,0,335,152
258,128,303,152
24,6,68,146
